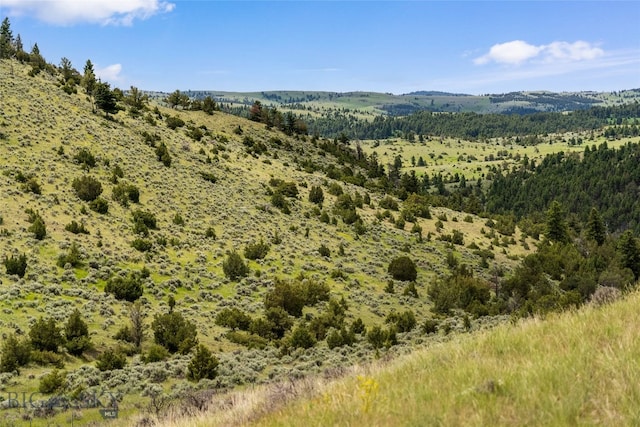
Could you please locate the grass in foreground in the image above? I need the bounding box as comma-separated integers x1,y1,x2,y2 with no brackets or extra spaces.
152,291,640,427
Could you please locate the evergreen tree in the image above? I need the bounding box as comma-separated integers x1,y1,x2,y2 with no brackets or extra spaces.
546,201,569,243
151,311,198,354
29,317,63,353
64,309,91,356
0,17,14,59
586,207,606,246
619,231,640,280
187,344,219,382
83,60,97,97
94,81,119,117
0,333,31,373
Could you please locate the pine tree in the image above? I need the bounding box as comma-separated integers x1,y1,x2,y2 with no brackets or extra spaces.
64,309,91,356
29,317,63,353
586,207,606,245
619,231,640,280
94,81,119,117
0,17,14,59
83,59,97,110
187,344,219,382
546,201,569,243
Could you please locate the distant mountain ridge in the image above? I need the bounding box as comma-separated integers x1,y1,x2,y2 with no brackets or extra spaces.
148,88,640,116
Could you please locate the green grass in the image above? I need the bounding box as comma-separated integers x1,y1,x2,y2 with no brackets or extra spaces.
144,291,639,427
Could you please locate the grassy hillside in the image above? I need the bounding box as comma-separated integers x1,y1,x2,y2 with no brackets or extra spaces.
149,291,640,426
0,58,537,425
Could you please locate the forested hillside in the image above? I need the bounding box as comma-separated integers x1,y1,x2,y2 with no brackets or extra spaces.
486,142,640,233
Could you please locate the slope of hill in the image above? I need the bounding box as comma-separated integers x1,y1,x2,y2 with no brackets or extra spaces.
0,59,535,425
149,290,640,426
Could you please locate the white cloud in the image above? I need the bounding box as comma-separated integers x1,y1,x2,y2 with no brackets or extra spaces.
475,40,604,66
475,40,542,65
3,0,175,26
96,64,123,82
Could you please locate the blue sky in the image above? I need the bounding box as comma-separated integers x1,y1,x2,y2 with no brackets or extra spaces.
2,1,639,94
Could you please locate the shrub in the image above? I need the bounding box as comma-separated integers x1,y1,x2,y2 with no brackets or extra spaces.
112,183,140,206
403,194,432,219
308,185,324,205
152,312,198,354
367,325,397,350
38,369,66,394
143,344,169,363
73,148,96,168
271,192,291,214
165,116,185,130
131,238,153,252
132,210,157,228
4,253,27,277
89,197,109,214
172,213,185,226
222,251,249,281
187,345,219,382
205,227,216,239
65,220,89,234
379,196,399,211
429,270,491,315
0,334,31,373
56,242,82,268
388,256,417,281
264,280,306,317
288,324,316,349
318,244,330,258
385,310,417,333
421,319,439,335
403,282,419,298
215,307,252,331
327,182,343,196
28,217,47,240
96,348,127,371
156,142,172,166
105,272,143,301
200,171,217,183
72,175,103,201
29,317,63,353
244,239,270,260
22,177,41,194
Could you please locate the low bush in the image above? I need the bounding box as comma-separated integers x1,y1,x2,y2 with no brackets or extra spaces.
244,239,270,260
96,348,127,371
388,256,417,281
3,253,27,277
72,175,103,201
